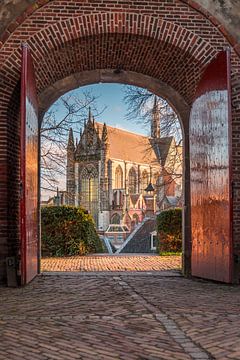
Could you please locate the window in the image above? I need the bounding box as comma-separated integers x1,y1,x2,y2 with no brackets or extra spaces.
153,172,160,186
150,231,157,250
128,167,137,194
106,225,129,233
115,165,123,189
141,170,149,193
132,213,139,225
113,190,123,208
111,213,121,224
108,225,121,232
80,165,98,226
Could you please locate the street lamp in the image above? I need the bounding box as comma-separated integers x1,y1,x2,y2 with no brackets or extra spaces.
144,182,155,193
144,182,156,214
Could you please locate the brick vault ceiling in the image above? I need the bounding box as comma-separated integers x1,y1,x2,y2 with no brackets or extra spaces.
0,1,238,111
0,0,240,43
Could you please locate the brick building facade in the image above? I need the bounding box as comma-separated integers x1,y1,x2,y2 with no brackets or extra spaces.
0,0,239,284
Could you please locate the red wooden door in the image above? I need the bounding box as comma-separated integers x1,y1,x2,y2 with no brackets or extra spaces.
20,45,39,285
190,51,233,283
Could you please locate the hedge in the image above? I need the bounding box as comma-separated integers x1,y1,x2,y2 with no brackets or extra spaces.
41,206,103,257
157,208,182,253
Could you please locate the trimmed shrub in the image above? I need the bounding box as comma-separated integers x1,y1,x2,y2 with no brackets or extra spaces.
41,206,103,257
157,208,182,253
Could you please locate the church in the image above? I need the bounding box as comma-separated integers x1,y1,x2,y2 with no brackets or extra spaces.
66,98,182,232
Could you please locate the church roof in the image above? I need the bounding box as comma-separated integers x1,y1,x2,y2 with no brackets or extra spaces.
95,122,160,165
150,137,174,166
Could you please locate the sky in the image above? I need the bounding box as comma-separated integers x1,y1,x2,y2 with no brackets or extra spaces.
52,83,149,136
41,83,150,201
41,83,179,200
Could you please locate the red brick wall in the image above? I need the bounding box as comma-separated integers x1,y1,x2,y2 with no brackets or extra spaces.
0,0,239,283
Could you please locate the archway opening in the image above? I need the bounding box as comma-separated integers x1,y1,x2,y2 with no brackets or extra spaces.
0,0,238,286
40,82,184,272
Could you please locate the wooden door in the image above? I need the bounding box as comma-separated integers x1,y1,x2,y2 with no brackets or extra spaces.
190,51,232,283
20,45,39,285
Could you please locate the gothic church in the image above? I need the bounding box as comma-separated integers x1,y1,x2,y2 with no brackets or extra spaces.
66,99,182,231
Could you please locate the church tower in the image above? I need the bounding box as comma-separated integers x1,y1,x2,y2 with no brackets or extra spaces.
100,123,109,212
151,96,160,138
66,128,75,205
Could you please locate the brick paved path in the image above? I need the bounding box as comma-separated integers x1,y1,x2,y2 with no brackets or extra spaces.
1,273,240,359
41,254,181,272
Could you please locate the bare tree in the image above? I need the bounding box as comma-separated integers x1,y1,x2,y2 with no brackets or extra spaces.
123,85,183,205
41,90,105,194
123,86,182,140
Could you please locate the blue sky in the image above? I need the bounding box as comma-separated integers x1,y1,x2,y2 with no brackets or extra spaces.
42,83,181,199
51,83,149,136
42,84,150,200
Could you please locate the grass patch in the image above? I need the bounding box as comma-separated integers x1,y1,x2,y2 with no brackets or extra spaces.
159,251,182,256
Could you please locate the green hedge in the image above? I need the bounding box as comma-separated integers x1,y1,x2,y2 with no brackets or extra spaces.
41,206,103,257
157,208,182,254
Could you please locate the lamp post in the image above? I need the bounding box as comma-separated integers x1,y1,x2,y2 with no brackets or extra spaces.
144,182,156,214
56,187,60,206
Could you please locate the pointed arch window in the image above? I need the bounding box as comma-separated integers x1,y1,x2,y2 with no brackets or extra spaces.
141,170,149,193
128,167,137,194
153,172,160,186
111,213,121,224
132,213,139,225
80,165,98,226
115,165,123,189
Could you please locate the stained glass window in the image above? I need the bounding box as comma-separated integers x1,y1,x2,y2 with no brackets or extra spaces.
115,165,123,189
141,170,149,193
80,165,98,226
128,167,137,194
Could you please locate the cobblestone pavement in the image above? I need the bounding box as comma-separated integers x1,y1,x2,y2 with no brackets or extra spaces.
1,272,240,359
41,254,181,272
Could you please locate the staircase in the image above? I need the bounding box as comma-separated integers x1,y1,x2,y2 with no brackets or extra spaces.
116,218,156,254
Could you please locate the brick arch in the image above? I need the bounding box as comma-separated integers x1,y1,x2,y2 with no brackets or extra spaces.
1,2,238,119
1,12,219,104
0,0,239,285
34,33,216,105
0,0,239,53
2,12,217,61
39,70,190,126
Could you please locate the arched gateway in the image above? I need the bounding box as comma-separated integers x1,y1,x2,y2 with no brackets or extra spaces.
0,0,239,285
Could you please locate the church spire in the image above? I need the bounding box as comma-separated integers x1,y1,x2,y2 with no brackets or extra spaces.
151,95,160,138
66,128,75,206
101,122,108,145
88,106,93,123
67,128,75,150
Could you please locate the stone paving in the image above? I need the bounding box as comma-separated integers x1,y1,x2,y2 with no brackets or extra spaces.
41,254,181,272
1,271,240,359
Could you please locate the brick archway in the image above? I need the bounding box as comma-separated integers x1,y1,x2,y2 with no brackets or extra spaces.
39,70,190,121
39,70,192,277
0,0,239,285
